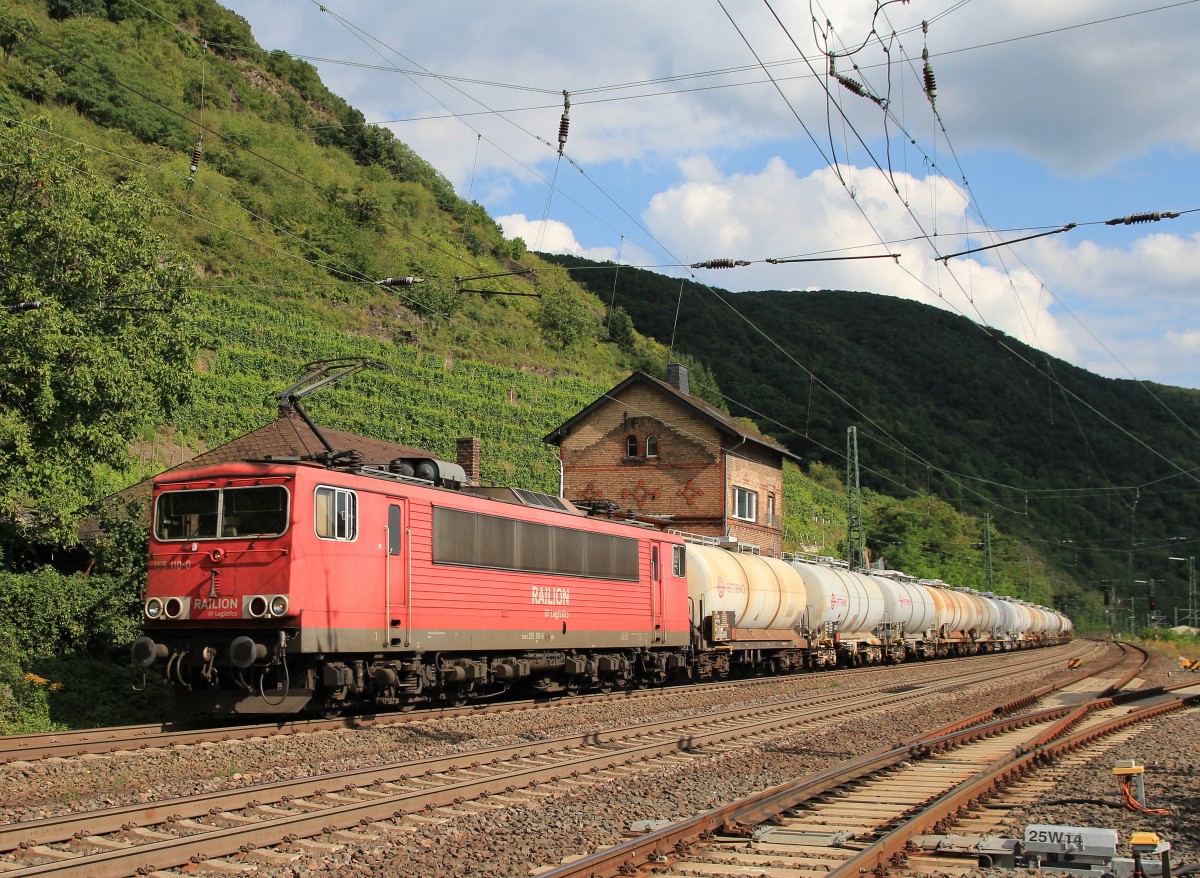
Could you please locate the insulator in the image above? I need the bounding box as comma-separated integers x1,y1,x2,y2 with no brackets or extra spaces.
1105,211,1180,226
557,90,571,156
835,73,867,99
922,50,937,104
376,276,425,286
186,134,203,185
834,72,886,108
690,259,749,269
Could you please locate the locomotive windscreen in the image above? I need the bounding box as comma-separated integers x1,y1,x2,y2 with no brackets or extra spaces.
432,506,638,580
155,486,289,541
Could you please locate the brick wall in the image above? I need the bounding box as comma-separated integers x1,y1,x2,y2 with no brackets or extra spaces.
725,444,784,555
556,383,783,554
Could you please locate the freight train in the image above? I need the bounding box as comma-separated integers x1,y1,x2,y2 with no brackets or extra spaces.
131,454,1072,715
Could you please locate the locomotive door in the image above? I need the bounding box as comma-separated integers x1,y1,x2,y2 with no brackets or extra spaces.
385,502,409,647
650,542,666,643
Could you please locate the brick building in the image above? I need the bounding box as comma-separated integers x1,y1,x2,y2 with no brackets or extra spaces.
544,365,794,555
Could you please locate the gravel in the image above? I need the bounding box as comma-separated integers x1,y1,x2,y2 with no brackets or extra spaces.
6,644,1194,878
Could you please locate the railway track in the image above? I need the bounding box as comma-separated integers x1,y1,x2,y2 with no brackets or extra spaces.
0,642,1103,764
531,641,1196,878
0,645,1099,877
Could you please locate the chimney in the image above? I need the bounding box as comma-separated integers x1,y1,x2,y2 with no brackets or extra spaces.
456,437,480,483
665,363,690,395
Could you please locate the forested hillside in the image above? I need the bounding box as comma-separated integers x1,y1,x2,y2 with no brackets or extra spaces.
1,0,1180,731
546,254,1200,618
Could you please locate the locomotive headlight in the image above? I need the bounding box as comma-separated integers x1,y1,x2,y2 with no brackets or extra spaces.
145,597,164,619
268,595,290,618
247,596,268,618
163,597,184,619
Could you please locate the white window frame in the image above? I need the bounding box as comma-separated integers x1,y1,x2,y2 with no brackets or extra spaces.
315,486,358,541
732,486,757,522
645,435,659,458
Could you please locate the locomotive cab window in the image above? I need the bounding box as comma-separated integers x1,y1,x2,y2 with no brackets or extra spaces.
315,486,357,541
223,486,288,537
155,489,218,541
154,486,288,541
673,544,686,577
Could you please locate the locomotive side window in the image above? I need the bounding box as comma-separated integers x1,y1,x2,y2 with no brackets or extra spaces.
433,506,638,580
673,545,686,577
315,486,357,541
155,490,219,541
388,504,402,555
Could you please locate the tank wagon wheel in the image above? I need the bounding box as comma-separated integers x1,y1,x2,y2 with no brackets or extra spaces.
320,707,343,720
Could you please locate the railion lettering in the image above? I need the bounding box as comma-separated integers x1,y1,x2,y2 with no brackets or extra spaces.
531,585,570,606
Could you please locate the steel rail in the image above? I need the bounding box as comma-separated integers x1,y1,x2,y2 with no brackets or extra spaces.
0,656,1048,872
0,642,1091,764
824,683,1200,878
490,640,1143,878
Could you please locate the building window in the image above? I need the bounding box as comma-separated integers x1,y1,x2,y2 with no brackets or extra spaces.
645,435,658,458
315,486,357,541
625,434,639,458
732,486,757,522
767,492,776,525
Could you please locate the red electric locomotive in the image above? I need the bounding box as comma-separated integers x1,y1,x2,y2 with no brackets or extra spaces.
131,455,691,715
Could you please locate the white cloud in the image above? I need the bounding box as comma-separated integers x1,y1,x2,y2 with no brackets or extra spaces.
496,214,616,263
643,157,1080,362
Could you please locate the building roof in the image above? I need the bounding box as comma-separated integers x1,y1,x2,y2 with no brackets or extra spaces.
544,370,796,459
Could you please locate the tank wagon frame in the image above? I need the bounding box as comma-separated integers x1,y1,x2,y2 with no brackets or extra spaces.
132,458,1071,716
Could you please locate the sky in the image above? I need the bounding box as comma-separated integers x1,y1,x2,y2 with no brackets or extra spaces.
222,0,1200,390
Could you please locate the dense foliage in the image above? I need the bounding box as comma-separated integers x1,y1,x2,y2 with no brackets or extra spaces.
0,117,197,552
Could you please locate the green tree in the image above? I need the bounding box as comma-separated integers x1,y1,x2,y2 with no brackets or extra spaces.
0,3,36,63
0,119,197,551
537,283,600,350
605,304,637,353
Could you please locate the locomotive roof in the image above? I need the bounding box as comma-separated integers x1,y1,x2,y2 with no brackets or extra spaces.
79,412,440,536
544,371,795,459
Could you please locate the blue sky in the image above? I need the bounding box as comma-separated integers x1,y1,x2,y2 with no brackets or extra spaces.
224,0,1200,389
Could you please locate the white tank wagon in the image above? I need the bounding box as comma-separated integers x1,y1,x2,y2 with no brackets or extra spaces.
986,593,1024,645
869,571,942,660
685,544,810,675
784,558,892,665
